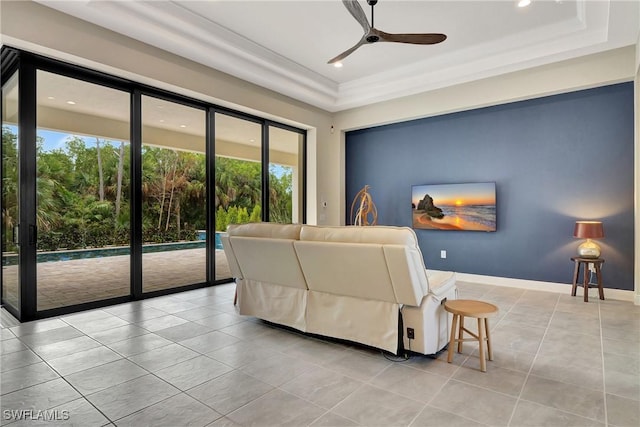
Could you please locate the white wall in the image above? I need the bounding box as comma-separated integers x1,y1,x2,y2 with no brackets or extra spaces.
635,33,640,305
0,0,337,224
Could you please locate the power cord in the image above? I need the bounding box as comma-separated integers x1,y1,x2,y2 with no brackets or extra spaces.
382,350,411,362
588,262,602,285
381,335,412,362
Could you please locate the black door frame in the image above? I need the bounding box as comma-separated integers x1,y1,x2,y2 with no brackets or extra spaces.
0,46,307,321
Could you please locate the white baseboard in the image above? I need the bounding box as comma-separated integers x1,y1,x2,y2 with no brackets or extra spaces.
446,272,637,304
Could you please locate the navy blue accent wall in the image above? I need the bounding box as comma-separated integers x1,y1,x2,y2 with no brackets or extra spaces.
346,83,634,290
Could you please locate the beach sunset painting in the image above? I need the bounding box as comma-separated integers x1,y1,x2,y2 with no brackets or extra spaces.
412,182,496,231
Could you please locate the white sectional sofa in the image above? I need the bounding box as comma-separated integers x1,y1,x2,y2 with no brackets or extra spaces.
221,223,457,355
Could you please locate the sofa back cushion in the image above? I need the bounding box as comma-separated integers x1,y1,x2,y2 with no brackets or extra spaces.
300,225,416,245
293,241,397,302
297,226,429,306
224,223,307,289
227,223,301,239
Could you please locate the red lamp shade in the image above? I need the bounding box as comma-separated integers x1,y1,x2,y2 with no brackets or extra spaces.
573,221,604,239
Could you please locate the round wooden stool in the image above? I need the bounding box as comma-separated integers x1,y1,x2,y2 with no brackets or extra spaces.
444,299,499,372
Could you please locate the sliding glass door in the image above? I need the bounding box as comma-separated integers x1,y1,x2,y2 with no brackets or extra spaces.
2,72,20,316
141,96,207,292
213,112,262,280
268,126,305,224
35,71,131,311
0,46,306,320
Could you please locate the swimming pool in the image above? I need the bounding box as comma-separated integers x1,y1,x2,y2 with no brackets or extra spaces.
2,233,224,265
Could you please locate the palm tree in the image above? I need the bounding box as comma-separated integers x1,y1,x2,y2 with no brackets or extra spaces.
95,138,105,201
115,141,126,221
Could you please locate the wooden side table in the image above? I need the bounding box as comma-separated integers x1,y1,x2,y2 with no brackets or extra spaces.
444,299,498,372
571,257,605,302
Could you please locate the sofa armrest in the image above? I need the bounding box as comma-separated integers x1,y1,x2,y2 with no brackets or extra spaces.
427,270,457,297
220,233,242,279
401,272,457,355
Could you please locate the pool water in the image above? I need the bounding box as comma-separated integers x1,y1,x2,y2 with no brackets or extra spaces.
3,233,224,265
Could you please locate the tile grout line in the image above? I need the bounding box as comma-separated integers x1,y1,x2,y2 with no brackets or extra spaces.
3,284,638,426
402,285,494,426
25,342,114,426
4,301,233,426
599,299,609,427
181,359,274,424
406,286,499,427
506,292,612,425
73,301,238,424
365,358,427,427
26,315,154,425
188,318,334,425
504,290,559,427
280,346,383,425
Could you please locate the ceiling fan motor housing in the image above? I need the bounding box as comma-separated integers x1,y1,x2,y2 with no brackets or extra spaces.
328,0,446,64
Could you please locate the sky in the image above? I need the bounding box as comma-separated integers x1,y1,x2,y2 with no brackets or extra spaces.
1,126,96,152
412,182,496,207
16,127,291,178
38,129,85,152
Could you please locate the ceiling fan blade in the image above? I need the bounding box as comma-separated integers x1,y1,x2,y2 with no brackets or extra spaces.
327,36,367,64
375,29,447,45
330,2,446,64
342,0,371,34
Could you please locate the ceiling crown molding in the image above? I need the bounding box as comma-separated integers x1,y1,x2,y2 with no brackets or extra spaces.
35,0,638,113
334,1,608,110
37,0,340,110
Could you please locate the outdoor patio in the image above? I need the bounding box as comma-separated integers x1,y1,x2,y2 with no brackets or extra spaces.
2,248,231,311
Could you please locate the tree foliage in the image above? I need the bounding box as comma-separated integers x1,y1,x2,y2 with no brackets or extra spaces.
1,127,294,252
2,126,18,253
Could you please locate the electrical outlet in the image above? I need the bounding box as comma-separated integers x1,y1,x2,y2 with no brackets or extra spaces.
440,250,447,259
407,328,415,339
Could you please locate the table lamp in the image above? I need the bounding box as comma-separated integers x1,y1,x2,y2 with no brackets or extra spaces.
573,221,604,258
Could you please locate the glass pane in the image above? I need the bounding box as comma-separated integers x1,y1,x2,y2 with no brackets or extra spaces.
214,113,262,280
36,71,131,310
2,73,20,314
269,127,304,224
142,96,206,292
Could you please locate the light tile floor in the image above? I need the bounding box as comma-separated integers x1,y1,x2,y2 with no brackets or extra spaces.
0,282,638,426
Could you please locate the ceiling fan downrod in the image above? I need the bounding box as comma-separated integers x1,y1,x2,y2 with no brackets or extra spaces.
366,0,379,43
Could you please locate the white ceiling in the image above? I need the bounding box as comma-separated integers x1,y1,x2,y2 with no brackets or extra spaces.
36,0,639,112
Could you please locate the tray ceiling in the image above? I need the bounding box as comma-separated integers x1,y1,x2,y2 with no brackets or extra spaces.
34,0,640,112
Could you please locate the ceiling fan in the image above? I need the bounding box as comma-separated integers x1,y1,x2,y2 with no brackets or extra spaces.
328,0,447,64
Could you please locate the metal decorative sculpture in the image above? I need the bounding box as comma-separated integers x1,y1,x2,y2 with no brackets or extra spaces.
350,185,378,226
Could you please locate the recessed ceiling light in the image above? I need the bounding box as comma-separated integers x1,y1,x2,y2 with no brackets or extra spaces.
249,139,255,143
159,119,165,123
66,100,76,105
518,0,531,7
180,124,187,128
333,62,343,68
47,96,55,100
